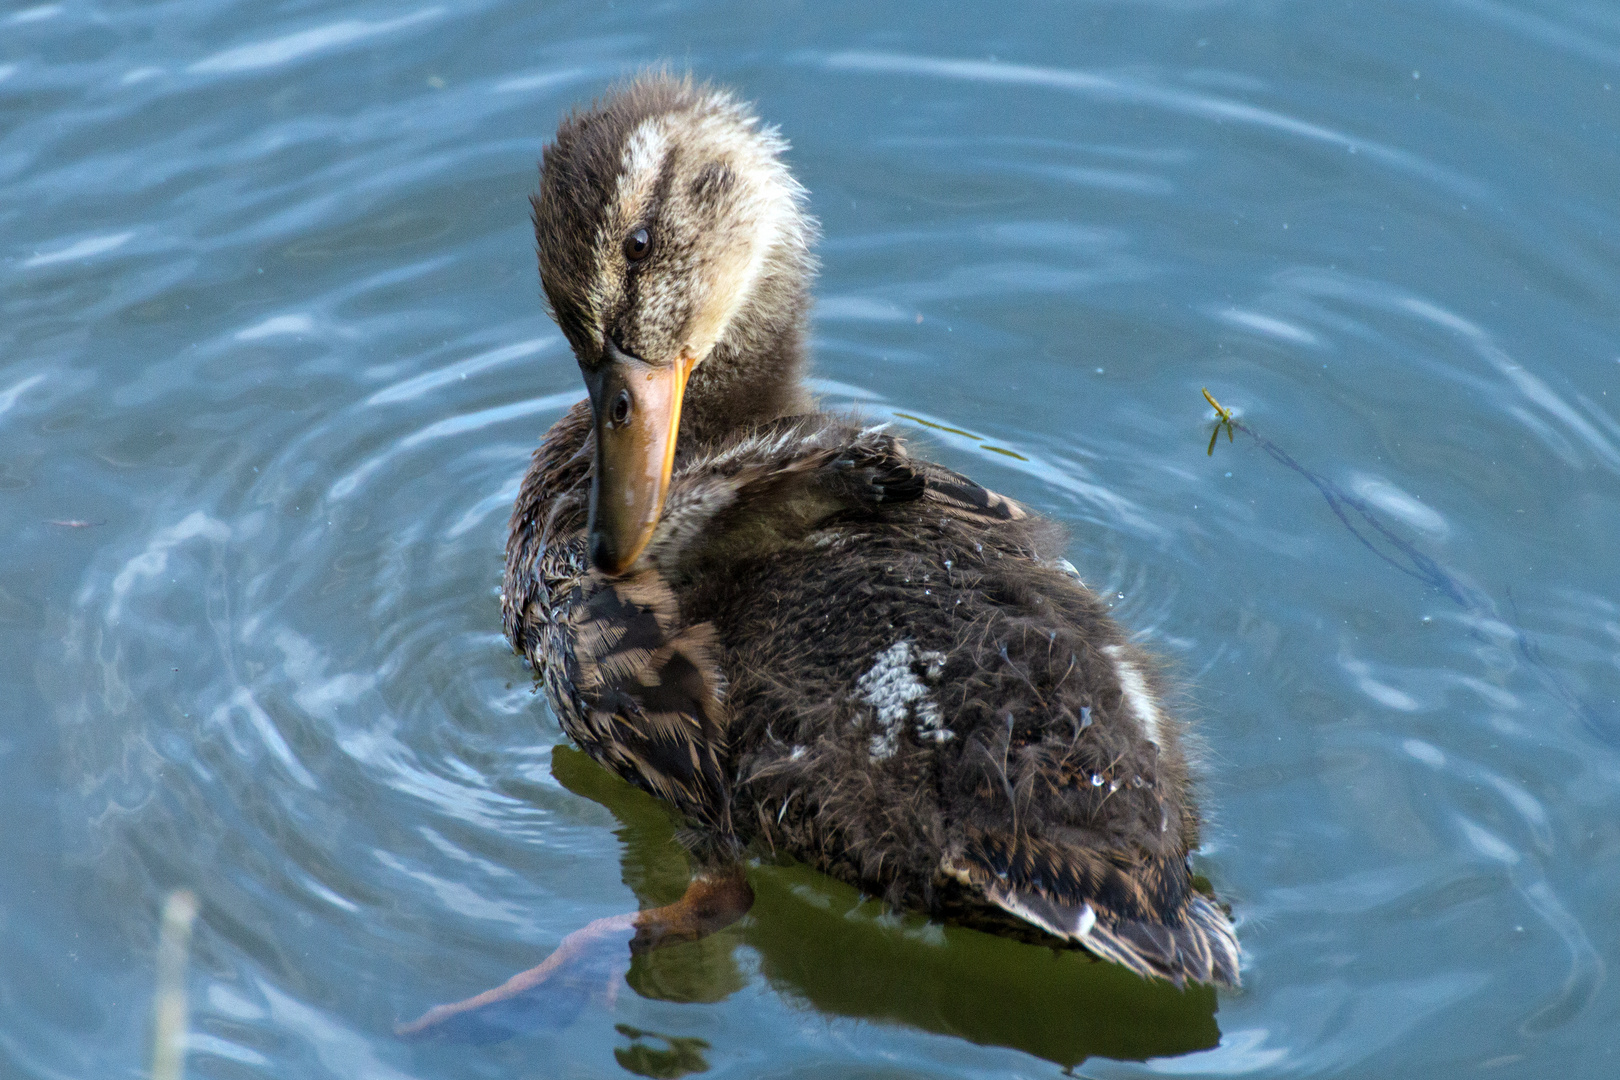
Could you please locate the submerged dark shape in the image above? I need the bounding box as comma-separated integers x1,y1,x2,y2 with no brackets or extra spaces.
401,72,1240,1038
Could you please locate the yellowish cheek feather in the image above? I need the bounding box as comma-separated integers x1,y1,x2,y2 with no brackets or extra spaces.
685,176,786,363
683,241,754,363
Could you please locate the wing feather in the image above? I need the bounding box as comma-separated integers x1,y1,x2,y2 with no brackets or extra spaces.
943,829,1239,987
564,571,732,832
920,463,1028,523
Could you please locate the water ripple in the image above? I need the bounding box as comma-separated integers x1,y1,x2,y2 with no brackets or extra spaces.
188,9,446,76
7,3,1620,1077
821,50,1491,199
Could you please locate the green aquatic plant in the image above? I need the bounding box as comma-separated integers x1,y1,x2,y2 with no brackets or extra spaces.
892,411,980,440
1201,387,1234,456
894,411,1030,461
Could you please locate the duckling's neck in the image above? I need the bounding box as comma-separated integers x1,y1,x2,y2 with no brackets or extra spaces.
677,271,816,448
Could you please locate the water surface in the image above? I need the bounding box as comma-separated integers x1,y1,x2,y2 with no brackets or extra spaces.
3,1,1618,1077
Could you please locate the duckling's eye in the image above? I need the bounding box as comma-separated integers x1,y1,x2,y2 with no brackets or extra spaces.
608,388,632,428
623,227,652,263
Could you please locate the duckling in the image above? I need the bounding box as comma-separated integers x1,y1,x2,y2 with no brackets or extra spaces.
403,72,1238,1037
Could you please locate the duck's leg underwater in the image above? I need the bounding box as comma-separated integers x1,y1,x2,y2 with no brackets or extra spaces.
395,868,753,1042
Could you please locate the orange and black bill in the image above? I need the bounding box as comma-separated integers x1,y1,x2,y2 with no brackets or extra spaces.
583,338,694,575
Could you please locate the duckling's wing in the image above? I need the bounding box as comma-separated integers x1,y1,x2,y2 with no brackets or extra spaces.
916,461,1028,524
656,423,1025,549
810,427,1026,523
944,830,1240,987
561,569,732,832
647,422,928,574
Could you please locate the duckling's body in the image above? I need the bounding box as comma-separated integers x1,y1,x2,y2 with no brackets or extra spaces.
502,75,1239,988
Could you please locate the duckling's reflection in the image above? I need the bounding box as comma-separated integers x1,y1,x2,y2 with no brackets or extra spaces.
406,747,1223,1070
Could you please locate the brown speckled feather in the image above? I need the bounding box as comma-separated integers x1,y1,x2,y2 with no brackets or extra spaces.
560,569,732,832
504,403,732,831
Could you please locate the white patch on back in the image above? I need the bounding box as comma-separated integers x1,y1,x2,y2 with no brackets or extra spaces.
808,529,845,549
1102,644,1163,749
856,639,950,760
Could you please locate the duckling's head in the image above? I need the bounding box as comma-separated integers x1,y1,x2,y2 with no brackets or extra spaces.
535,72,817,574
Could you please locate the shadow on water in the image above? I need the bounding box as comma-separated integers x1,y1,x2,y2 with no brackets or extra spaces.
547,746,1222,1073
613,1024,713,1080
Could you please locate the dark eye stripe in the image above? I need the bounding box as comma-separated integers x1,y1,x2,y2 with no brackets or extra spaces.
620,148,680,318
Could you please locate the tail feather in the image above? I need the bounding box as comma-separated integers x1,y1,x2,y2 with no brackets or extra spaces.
945,831,1240,987
1083,896,1240,988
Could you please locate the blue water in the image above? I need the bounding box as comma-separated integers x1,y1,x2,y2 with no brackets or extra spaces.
3,2,1618,1077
